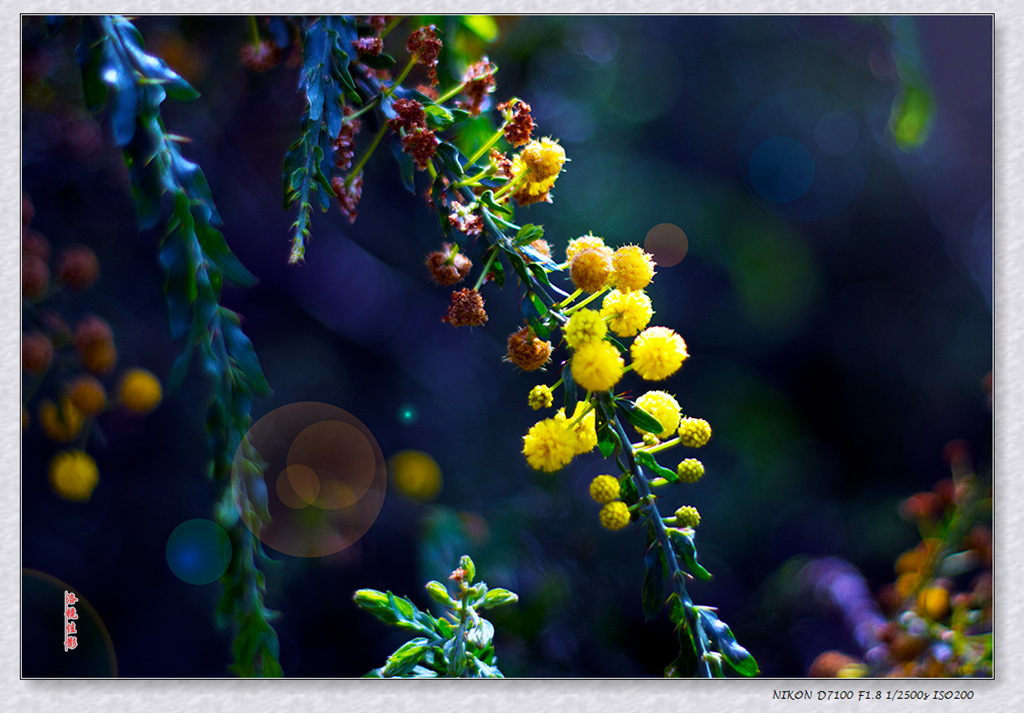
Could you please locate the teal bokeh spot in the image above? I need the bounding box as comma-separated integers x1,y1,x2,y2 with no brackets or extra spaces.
397,403,418,425
748,137,815,203
166,518,232,585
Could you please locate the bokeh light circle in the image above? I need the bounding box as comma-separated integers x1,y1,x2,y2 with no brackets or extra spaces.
643,223,689,267
739,89,870,221
388,449,443,501
397,402,419,425
23,569,118,677
166,518,232,585
748,137,816,203
231,402,386,558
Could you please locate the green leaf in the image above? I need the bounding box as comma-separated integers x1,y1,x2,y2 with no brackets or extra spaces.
390,134,416,194
642,543,667,620
383,637,431,677
667,528,712,581
425,580,453,606
697,608,759,677
516,223,544,244
561,360,578,416
424,103,455,131
360,51,396,71
619,400,665,435
435,141,466,175
635,450,679,484
477,588,518,609
466,615,494,649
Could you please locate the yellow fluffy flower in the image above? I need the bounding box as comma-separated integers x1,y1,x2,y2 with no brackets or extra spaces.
38,396,85,443
569,248,612,293
119,368,162,414
631,326,688,381
564,308,608,349
512,137,566,198
565,234,610,263
611,245,656,292
571,340,624,392
677,417,712,448
601,289,654,337
555,402,597,454
49,450,99,501
599,501,631,530
522,418,576,472
634,390,681,438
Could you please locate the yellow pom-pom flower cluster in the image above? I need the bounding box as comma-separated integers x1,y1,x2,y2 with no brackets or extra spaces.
611,245,655,292
49,449,99,501
677,417,712,448
631,326,688,381
565,234,611,263
634,390,681,438
522,418,576,472
677,458,705,483
119,368,162,414
569,248,612,293
674,505,701,529
601,289,653,338
589,475,621,504
555,402,598,454
599,501,631,531
528,384,553,410
571,340,624,392
564,308,607,349
512,138,566,198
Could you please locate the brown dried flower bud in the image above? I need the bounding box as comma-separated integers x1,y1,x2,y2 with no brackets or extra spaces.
426,243,472,286
489,149,514,179
506,326,552,371
807,650,862,678
443,288,488,327
74,315,117,375
389,98,428,133
56,245,100,291
23,332,53,374
570,247,613,293
447,202,483,236
22,255,50,300
401,127,439,171
331,174,364,224
499,100,535,147
458,58,496,116
527,239,552,261
407,25,442,86
512,185,551,207
352,36,383,57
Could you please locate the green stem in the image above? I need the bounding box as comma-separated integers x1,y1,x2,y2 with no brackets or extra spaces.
380,15,403,40
472,247,500,291
467,127,505,166
345,95,380,122
345,121,388,187
640,435,682,455
564,286,610,315
383,55,417,99
436,81,467,104
555,288,583,309
248,16,260,47
453,166,494,189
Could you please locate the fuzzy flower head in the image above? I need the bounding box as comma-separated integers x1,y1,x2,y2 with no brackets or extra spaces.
426,242,473,285
67,375,107,416
499,99,534,147
49,450,99,501
611,244,656,292
589,475,621,504
677,458,705,483
443,288,488,327
522,418,576,472
571,340,624,393
634,390,681,438
674,505,701,529
565,234,610,263
555,402,597,455
677,418,712,448
119,368,162,414
407,25,442,85
631,326,688,381
507,326,552,371
564,308,607,350
570,248,612,293
520,138,565,182
601,289,654,338
599,501,631,531
528,384,553,410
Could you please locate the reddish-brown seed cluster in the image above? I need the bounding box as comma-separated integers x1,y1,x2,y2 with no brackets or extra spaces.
23,332,54,374
506,326,552,371
407,25,442,86
362,16,388,33
240,40,282,72
331,174,364,224
402,129,439,171
426,242,473,286
458,58,496,116
389,98,427,133
22,252,49,300
446,202,484,236
443,288,488,327
499,100,535,148
352,36,383,57
333,107,361,171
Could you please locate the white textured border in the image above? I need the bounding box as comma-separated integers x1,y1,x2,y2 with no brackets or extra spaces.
5,3,1016,713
